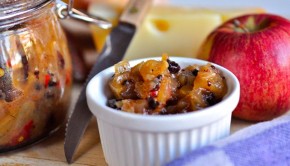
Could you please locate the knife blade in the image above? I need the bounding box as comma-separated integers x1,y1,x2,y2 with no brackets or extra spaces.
64,0,152,163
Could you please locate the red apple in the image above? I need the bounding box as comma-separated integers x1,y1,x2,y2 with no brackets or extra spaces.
198,14,290,121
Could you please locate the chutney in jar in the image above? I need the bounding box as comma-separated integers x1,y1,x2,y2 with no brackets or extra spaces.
0,1,72,152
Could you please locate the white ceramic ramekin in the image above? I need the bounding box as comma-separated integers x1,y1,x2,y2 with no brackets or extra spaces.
86,57,240,166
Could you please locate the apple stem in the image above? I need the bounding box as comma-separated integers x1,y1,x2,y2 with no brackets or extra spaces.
233,19,249,33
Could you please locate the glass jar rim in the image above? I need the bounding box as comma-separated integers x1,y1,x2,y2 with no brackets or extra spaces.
0,0,112,31
0,0,54,29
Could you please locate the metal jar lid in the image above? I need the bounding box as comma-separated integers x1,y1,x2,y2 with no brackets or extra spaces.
0,0,112,29
0,0,53,29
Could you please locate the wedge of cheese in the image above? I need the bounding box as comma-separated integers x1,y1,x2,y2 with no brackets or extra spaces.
124,6,265,60
124,7,221,60
89,5,265,59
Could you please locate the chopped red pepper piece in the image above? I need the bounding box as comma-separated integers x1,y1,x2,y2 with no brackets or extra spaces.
149,90,158,98
44,74,51,88
65,71,71,85
10,120,34,145
7,58,12,68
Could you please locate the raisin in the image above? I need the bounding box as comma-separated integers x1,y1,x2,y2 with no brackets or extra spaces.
167,59,180,74
147,97,159,109
22,56,29,79
166,97,178,106
34,82,42,91
34,68,40,79
202,91,219,106
57,51,65,69
16,38,29,80
48,80,58,87
107,99,118,109
207,81,211,87
47,76,58,87
192,69,199,76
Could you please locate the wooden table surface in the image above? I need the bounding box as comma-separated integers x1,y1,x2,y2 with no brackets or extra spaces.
0,84,254,166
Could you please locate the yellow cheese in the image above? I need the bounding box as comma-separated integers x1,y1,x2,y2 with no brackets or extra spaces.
89,5,265,59
124,6,265,60
124,6,222,60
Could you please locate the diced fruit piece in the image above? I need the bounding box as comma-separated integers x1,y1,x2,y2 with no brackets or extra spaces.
156,76,174,106
121,99,148,114
193,64,227,98
114,60,130,75
109,72,130,99
139,59,169,81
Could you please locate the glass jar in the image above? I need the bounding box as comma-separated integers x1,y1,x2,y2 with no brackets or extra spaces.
0,0,72,152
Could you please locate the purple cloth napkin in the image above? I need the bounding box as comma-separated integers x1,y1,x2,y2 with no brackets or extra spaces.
167,113,290,166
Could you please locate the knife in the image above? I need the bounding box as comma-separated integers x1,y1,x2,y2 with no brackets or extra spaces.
64,0,152,163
